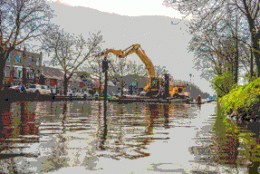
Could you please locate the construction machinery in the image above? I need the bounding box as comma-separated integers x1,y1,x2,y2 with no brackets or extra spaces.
95,44,189,98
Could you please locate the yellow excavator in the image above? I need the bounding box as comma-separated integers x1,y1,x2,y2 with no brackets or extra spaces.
95,44,189,98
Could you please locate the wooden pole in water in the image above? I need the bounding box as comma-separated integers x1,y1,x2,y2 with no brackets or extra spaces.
103,57,108,120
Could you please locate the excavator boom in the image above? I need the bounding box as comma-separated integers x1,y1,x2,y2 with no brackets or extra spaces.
101,44,155,78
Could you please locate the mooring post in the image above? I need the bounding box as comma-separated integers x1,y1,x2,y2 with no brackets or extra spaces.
103,56,108,120
164,74,169,100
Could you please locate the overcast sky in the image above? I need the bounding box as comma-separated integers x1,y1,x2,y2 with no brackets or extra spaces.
45,0,215,95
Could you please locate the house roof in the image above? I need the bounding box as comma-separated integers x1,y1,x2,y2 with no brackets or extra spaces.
40,66,82,82
41,66,63,80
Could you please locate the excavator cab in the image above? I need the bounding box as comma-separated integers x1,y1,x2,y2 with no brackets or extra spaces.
146,77,164,97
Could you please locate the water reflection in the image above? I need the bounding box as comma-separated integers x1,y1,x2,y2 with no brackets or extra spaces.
163,104,169,129
189,101,260,173
0,100,230,173
95,103,172,160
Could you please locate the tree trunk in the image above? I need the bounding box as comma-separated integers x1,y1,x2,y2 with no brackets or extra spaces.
121,80,124,96
0,61,5,91
250,48,254,81
234,43,239,84
246,11,260,78
234,17,239,84
252,37,260,78
63,75,68,95
99,75,102,96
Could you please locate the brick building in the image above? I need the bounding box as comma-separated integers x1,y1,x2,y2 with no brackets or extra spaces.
3,48,42,87
40,66,64,95
40,67,87,95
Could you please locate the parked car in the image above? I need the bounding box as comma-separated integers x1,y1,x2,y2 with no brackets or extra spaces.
27,84,51,95
140,91,146,96
8,85,27,93
74,93,84,97
83,93,91,98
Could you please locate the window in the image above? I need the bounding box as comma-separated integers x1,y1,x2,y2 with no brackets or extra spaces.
31,69,34,79
36,58,40,66
4,67,10,77
13,67,22,78
26,67,30,78
15,52,22,63
26,71,29,78
18,71,22,78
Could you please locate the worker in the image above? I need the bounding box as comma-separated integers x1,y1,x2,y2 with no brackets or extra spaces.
196,95,201,104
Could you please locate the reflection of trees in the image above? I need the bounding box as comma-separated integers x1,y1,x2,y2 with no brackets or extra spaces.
193,101,260,173
61,101,68,135
0,101,41,173
239,122,260,173
0,102,11,139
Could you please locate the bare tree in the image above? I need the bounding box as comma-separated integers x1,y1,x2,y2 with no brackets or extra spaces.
41,26,103,95
107,55,133,96
164,0,260,79
82,53,104,96
0,0,54,91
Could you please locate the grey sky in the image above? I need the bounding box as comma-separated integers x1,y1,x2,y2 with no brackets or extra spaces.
45,1,215,95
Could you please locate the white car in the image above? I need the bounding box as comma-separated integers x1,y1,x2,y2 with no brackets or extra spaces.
28,84,51,95
140,91,146,96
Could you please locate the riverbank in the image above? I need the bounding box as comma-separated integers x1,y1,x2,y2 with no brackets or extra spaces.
218,77,260,123
0,91,103,102
0,91,216,104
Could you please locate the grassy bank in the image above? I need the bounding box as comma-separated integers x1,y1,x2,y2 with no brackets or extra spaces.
219,77,260,118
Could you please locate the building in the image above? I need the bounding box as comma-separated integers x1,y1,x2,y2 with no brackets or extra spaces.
73,71,93,94
40,67,88,95
3,47,42,87
40,66,63,94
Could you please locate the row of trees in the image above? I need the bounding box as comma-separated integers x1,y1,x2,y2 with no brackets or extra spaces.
164,0,260,97
0,0,175,96
0,0,104,95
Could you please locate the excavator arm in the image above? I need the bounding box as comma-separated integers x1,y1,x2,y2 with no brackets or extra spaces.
100,44,155,79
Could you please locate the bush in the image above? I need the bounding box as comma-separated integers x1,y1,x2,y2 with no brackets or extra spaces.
211,71,236,98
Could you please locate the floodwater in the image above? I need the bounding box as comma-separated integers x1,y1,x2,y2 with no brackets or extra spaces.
0,100,259,173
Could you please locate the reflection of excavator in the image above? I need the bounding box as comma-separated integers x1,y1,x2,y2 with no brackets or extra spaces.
96,44,189,98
